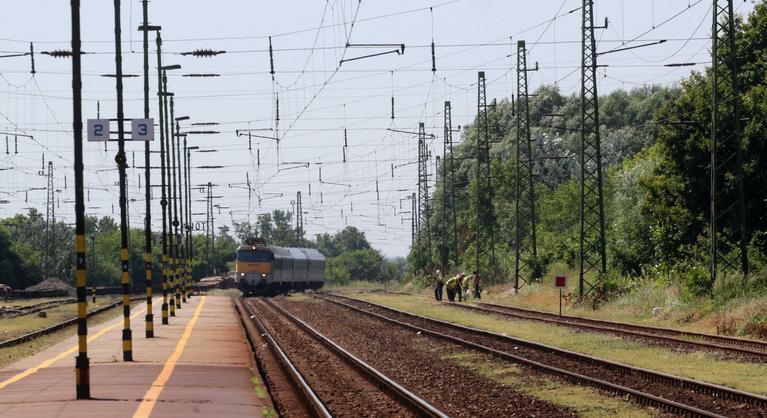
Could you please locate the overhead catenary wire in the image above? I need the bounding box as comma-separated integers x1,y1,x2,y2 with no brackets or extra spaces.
0,0,747,257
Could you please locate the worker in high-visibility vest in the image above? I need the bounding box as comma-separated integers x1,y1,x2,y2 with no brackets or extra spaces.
445,272,465,302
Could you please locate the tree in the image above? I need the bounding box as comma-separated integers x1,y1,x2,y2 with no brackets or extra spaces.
252,210,310,247
0,226,23,288
650,3,767,265
332,226,370,253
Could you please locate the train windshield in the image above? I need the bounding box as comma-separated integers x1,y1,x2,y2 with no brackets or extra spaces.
237,250,272,262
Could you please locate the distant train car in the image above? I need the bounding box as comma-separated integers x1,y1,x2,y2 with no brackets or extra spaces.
235,238,324,295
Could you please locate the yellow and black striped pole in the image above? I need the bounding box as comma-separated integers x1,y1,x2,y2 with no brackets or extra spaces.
71,0,89,398
175,122,187,305
187,260,192,299
185,143,194,300
161,255,169,323
140,0,154,339
91,286,95,304
169,97,181,312
169,256,176,317
113,0,133,362
158,57,169,324
167,92,176,318
144,252,153,337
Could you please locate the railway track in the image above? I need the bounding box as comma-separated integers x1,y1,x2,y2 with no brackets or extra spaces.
319,293,767,418
0,297,139,349
482,301,766,352
0,298,76,318
235,297,331,418
236,297,447,418
442,300,767,360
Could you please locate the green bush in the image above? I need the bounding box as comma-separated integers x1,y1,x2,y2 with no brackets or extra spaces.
582,272,633,309
682,265,712,298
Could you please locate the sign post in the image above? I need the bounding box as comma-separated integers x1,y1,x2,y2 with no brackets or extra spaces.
553,275,567,316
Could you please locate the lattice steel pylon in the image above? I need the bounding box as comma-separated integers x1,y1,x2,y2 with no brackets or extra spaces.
44,161,54,277
296,191,304,236
514,40,538,292
579,0,608,299
417,122,432,271
443,101,459,271
476,71,497,281
710,0,748,285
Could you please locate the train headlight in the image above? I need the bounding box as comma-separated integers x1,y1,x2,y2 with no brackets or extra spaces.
261,273,266,278
240,273,245,277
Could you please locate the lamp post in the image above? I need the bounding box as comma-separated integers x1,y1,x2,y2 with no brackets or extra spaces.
159,63,181,319
175,116,189,303
70,0,90,398
186,145,200,297
137,4,160,339
111,0,134,362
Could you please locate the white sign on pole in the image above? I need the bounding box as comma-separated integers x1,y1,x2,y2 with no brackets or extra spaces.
131,118,154,141
87,119,109,142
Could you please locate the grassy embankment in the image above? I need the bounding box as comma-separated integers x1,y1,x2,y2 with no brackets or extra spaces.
482,269,767,340
342,266,767,339
0,296,125,368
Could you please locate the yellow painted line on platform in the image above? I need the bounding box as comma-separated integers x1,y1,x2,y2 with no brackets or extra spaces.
0,302,154,391
133,296,206,418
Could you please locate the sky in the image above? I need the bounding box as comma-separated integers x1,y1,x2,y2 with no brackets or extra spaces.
0,0,757,257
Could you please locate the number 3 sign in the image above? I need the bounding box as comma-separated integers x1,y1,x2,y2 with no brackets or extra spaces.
131,118,154,141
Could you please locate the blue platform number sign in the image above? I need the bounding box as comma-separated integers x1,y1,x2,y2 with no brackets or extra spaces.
131,118,154,141
87,119,109,142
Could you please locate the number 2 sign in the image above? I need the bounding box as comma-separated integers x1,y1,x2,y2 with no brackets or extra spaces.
87,119,109,142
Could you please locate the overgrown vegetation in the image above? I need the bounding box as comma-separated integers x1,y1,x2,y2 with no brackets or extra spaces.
409,4,767,309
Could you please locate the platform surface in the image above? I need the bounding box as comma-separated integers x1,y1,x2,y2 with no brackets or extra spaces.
0,295,270,418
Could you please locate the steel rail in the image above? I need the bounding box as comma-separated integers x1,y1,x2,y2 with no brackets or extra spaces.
234,297,331,418
320,293,767,417
476,301,767,353
258,297,449,418
0,298,76,318
0,297,140,349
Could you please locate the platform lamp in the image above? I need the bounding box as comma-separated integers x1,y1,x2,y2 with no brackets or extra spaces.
186,144,200,295
174,116,190,303
158,63,181,319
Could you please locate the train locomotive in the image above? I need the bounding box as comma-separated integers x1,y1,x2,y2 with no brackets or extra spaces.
235,238,325,295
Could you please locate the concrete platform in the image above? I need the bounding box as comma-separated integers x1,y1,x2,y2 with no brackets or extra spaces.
0,295,272,417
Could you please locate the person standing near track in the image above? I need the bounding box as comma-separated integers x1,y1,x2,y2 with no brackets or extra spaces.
472,271,481,299
434,269,444,301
